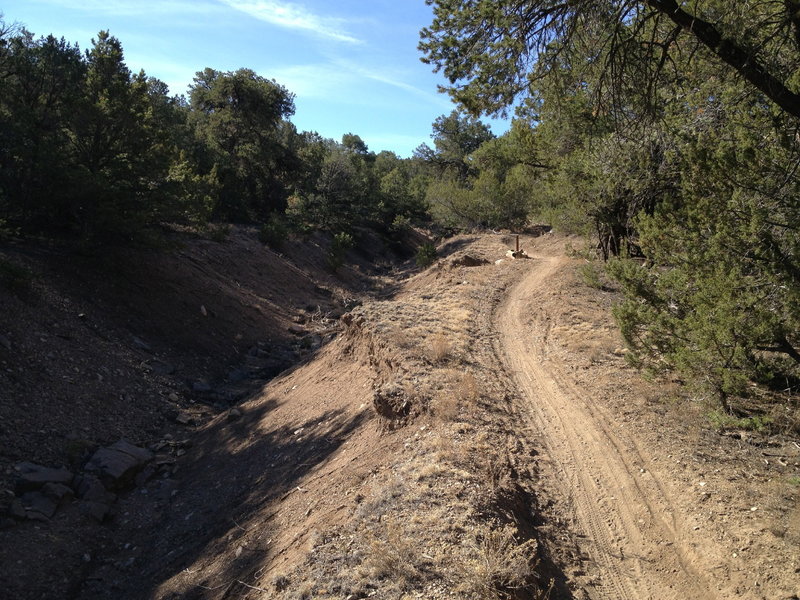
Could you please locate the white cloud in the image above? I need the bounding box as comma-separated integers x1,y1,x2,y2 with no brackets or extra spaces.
220,0,361,44
333,58,451,108
269,63,358,99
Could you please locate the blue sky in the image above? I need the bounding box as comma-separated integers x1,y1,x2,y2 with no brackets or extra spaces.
2,0,509,156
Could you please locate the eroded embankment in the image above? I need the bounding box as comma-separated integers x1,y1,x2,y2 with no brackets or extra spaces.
65,233,555,600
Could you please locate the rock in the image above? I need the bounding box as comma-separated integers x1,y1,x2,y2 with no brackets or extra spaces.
14,462,74,494
0,334,11,350
227,408,242,421
9,498,27,520
85,440,153,489
149,360,175,375
109,439,153,463
42,483,74,505
227,368,249,383
175,412,195,426
154,454,176,467
288,325,307,336
135,465,156,487
20,491,57,519
79,500,112,523
74,474,115,503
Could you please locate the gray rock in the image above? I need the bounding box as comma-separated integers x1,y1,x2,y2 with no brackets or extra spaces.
132,336,152,352
9,498,27,520
288,325,307,336
14,461,74,493
175,412,195,426
192,379,212,393
227,408,242,421
227,368,248,383
20,491,57,519
42,482,74,504
74,474,114,503
79,500,112,522
109,439,153,463
135,465,156,487
150,360,175,375
85,441,152,489
0,334,11,350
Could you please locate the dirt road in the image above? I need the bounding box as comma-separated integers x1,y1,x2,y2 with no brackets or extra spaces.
496,253,717,600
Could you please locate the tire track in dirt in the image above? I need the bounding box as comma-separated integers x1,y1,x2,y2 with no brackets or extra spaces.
496,254,716,600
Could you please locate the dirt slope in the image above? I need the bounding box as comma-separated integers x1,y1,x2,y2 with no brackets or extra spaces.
1,230,797,599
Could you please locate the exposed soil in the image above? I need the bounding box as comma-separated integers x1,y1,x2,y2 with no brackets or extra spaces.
0,229,797,599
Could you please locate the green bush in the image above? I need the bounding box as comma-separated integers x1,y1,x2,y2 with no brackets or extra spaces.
259,216,289,249
327,231,354,271
416,242,437,267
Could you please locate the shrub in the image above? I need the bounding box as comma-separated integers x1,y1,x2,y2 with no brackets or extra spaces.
259,216,289,249
327,231,354,271
416,242,437,267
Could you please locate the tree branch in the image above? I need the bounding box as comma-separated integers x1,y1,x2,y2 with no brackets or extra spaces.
648,0,800,119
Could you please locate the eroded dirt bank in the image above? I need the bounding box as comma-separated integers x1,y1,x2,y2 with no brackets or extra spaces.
1,231,798,599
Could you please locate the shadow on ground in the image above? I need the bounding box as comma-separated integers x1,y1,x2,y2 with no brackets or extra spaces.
77,393,368,599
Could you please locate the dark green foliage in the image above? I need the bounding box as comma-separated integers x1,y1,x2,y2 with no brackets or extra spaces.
327,232,355,271
188,68,297,222
259,216,289,249
415,242,438,267
0,19,429,249
0,25,201,244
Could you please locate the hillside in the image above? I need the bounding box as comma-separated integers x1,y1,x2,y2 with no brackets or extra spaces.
1,229,798,599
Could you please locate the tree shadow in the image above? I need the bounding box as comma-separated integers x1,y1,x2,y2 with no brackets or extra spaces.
77,395,370,599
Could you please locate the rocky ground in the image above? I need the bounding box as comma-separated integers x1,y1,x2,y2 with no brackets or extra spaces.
0,227,797,599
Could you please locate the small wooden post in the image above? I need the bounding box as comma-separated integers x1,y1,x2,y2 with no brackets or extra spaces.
515,235,520,253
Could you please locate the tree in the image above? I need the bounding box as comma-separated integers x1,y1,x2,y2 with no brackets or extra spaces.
415,110,495,182
188,68,296,221
0,25,85,231
421,1,800,412
420,0,800,119
66,31,174,241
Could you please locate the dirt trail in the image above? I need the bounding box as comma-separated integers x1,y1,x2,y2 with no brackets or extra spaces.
496,252,716,600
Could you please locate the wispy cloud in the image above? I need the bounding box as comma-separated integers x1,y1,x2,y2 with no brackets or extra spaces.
220,0,361,44
269,63,358,99
332,58,451,108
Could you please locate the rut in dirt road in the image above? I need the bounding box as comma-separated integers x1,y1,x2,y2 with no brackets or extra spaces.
496,254,716,600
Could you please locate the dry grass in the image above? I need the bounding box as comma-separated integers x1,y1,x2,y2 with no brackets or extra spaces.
428,332,453,364
457,524,538,599
433,389,460,421
455,371,481,405
362,517,420,589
